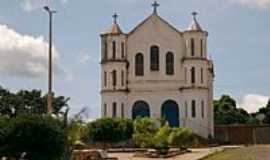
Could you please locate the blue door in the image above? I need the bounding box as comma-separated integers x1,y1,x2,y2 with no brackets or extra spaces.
132,101,150,119
161,100,179,127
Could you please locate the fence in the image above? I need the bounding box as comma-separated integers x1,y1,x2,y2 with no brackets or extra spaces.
215,125,270,144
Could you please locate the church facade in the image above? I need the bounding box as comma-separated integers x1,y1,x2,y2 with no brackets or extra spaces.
100,2,215,138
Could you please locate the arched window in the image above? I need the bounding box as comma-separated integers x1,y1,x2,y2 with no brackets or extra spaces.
150,45,159,71
104,71,107,87
191,67,196,84
112,70,117,87
191,38,195,56
201,100,204,118
121,42,125,59
103,103,107,117
191,100,196,118
112,41,116,59
121,103,125,118
135,53,144,76
104,41,108,60
121,70,124,86
112,102,117,118
161,100,180,127
185,101,188,118
201,68,204,84
132,101,150,119
166,52,174,75
200,39,203,57
185,67,187,83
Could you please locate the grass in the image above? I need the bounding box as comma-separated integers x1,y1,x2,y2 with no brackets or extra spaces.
202,145,270,160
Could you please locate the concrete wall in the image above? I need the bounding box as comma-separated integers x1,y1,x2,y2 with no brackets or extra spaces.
215,125,270,144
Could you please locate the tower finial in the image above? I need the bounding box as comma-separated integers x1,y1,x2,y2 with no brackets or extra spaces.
112,13,118,24
152,1,160,14
188,11,203,31
191,11,198,20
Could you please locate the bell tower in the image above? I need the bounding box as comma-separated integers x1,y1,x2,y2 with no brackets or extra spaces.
100,13,128,118
182,12,215,137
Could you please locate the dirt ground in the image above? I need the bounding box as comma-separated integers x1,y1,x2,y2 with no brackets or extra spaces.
108,145,270,160
108,147,224,160
203,145,270,160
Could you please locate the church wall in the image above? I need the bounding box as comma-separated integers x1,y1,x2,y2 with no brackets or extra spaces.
105,35,127,60
182,89,211,138
101,62,127,91
126,89,211,138
183,60,210,87
127,15,186,90
183,32,208,58
101,92,128,118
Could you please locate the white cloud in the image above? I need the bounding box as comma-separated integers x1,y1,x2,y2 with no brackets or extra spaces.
65,71,74,82
238,94,269,113
61,0,68,4
19,0,68,12
0,24,61,78
228,0,270,9
19,0,47,12
79,50,90,64
78,49,99,64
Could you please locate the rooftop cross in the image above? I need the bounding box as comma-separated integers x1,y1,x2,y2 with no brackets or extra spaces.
152,1,160,14
112,13,118,24
191,11,198,20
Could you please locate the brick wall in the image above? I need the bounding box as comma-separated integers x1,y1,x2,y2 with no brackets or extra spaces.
215,125,270,144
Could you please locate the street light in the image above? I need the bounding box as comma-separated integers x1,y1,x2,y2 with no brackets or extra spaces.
44,6,56,115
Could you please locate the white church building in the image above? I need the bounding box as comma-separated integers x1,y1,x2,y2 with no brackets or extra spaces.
100,1,215,138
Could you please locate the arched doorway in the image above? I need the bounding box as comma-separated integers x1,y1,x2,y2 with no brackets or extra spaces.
132,101,150,119
161,100,179,127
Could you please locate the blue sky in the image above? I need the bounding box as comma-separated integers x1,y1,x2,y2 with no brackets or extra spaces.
0,0,269,118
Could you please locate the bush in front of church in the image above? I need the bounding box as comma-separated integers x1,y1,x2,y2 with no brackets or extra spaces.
133,117,195,150
85,118,133,143
151,124,171,154
132,117,158,148
168,127,194,149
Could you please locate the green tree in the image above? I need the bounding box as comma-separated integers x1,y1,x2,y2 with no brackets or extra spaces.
0,116,9,147
214,95,252,125
0,86,69,118
64,118,87,160
0,115,66,160
256,99,270,124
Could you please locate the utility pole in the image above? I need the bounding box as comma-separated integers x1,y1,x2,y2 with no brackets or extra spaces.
44,6,56,115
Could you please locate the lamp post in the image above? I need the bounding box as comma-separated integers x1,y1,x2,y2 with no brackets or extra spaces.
44,6,56,115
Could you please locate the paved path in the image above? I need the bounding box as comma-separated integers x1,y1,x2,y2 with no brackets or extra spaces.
108,147,225,160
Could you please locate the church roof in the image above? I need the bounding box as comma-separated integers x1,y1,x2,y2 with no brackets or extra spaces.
128,13,182,36
101,13,124,35
187,12,203,32
102,23,123,35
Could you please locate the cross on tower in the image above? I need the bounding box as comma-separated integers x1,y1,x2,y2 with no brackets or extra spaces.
152,1,160,14
191,11,198,20
112,13,118,24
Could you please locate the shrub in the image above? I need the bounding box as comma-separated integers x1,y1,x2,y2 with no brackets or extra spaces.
152,124,171,153
0,115,66,160
168,127,194,149
133,117,158,148
67,120,87,148
0,116,9,146
85,118,133,143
